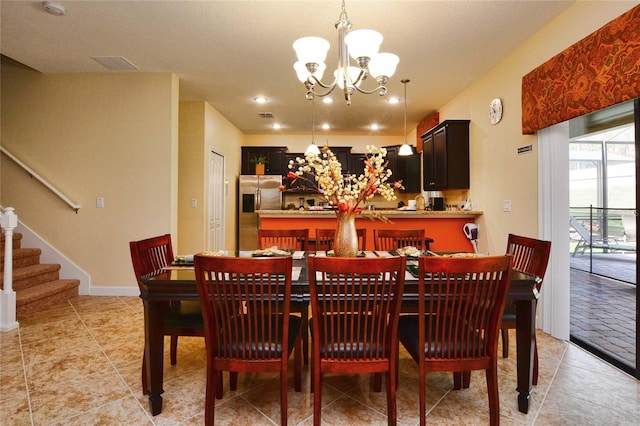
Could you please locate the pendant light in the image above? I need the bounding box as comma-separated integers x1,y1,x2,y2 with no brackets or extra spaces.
305,97,321,156
398,79,413,156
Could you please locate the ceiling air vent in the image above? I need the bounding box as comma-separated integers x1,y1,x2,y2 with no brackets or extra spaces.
259,112,274,119
91,56,139,71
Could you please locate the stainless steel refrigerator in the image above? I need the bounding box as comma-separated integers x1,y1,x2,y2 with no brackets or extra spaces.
238,175,283,250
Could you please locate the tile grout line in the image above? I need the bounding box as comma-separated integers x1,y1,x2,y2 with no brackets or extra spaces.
529,340,570,425
66,297,157,424
17,325,35,426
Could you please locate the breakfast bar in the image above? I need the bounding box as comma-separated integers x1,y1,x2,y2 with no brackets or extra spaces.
257,209,483,252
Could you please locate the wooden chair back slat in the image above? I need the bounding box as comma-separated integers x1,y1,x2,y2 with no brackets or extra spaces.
315,228,366,252
374,229,426,251
258,228,309,251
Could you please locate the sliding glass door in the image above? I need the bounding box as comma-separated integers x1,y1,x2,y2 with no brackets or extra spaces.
569,100,638,377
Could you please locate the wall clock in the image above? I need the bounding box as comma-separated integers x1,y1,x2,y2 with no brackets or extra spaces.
489,98,503,124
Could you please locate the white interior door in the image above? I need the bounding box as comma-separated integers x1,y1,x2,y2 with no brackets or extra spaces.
208,150,225,250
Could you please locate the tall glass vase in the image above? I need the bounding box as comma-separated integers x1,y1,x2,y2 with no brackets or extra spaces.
333,211,358,257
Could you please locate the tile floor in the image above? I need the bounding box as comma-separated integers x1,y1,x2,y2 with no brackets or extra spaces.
1,296,639,425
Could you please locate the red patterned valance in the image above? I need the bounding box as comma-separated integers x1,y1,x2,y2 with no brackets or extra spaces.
522,5,640,134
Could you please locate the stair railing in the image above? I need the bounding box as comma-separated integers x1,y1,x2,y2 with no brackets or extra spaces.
1,146,81,212
1,207,19,331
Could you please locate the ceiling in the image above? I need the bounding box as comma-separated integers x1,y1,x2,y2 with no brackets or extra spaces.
1,1,575,137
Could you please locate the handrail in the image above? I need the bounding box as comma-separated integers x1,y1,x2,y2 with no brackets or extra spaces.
0,145,81,212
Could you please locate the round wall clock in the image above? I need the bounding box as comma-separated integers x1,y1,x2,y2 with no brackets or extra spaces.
489,98,503,124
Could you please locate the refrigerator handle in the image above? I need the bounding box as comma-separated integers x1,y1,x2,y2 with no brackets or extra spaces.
255,188,261,210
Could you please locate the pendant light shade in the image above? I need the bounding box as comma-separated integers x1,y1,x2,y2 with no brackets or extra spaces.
305,98,321,156
398,78,413,156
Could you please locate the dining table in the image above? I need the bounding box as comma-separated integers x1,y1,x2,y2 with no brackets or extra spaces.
139,250,540,416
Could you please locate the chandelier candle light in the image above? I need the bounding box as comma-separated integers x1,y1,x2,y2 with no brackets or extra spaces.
293,0,399,105
284,145,402,256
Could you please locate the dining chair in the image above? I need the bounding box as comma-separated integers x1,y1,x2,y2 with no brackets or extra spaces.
258,227,310,365
315,228,367,252
258,228,309,251
129,234,204,395
194,255,302,426
501,233,551,385
307,255,407,426
397,255,513,426
373,229,434,251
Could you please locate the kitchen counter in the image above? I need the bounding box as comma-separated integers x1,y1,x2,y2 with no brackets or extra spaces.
258,209,482,218
257,209,483,251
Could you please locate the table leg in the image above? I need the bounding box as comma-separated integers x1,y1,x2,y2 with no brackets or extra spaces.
144,299,166,415
515,298,536,414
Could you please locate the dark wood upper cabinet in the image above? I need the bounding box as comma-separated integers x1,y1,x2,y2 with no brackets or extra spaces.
327,146,352,174
421,120,470,190
241,146,287,175
384,145,421,193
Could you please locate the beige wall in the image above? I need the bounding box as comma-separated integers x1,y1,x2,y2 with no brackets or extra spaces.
436,0,635,255
1,60,178,289
178,101,243,254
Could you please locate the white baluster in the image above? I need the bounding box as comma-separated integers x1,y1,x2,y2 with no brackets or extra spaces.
1,207,19,331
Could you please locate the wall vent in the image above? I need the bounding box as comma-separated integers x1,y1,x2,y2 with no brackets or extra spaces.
91,56,139,71
259,112,274,118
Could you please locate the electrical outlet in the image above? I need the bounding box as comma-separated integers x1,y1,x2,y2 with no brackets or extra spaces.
503,199,512,212
96,197,105,208
191,198,197,208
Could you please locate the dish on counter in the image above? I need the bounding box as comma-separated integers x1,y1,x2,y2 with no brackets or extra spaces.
390,246,423,258
252,246,293,257
172,254,194,266
326,250,366,257
443,252,485,258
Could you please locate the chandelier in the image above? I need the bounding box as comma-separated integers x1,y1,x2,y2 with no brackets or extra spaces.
293,0,399,105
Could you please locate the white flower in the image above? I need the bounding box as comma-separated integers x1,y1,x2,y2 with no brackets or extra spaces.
286,145,401,214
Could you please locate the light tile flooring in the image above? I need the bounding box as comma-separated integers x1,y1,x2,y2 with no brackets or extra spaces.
1,296,639,425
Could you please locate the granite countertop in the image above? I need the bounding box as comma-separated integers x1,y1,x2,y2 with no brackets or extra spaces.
257,209,482,218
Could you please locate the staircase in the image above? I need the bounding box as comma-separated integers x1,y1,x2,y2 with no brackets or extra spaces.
0,231,79,317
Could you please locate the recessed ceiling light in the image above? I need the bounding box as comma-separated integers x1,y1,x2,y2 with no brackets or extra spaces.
43,1,66,16
321,123,330,130
370,123,380,131
272,123,281,129
254,97,268,104
322,98,333,104
388,97,401,104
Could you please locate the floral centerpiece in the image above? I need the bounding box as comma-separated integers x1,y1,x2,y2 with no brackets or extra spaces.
284,145,402,256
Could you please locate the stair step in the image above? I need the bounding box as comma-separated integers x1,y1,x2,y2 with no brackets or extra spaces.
0,247,41,269
16,279,80,317
1,263,61,291
0,232,23,250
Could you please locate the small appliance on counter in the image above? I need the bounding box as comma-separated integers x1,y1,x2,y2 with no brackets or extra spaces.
426,191,445,211
463,223,479,253
431,197,445,211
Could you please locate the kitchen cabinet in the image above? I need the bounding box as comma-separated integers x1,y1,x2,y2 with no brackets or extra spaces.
327,146,352,174
284,153,313,192
421,120,469,190
384,145,421,193
241,146,287,175
349,153,369,176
